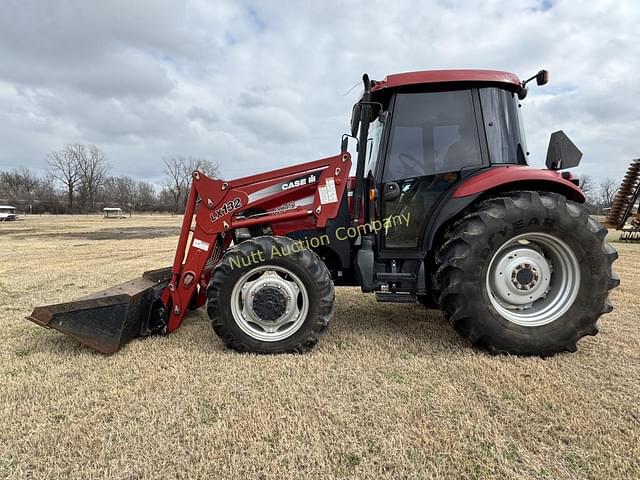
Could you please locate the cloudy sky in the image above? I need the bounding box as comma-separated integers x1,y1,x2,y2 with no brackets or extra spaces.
0,0,638,187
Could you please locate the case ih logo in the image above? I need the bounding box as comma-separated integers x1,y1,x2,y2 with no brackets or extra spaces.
281,171,321,191
210,197,242,222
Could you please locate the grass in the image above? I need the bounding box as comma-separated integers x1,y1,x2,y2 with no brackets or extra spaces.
0,215,639,479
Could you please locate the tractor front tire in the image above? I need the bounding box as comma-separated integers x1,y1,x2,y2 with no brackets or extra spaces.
435,191,619,356
207,235,335,353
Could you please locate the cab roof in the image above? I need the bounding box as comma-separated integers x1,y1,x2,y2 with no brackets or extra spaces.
371,69,523,92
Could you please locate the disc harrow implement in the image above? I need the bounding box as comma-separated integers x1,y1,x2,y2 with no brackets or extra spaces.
606,159,640,242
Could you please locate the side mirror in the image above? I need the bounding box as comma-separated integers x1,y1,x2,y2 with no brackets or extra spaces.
522,69,550,89
545,130,582,170
536,69,549,86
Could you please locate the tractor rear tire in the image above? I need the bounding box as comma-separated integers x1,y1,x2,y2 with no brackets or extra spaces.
435,191,619,356
207,235,335,353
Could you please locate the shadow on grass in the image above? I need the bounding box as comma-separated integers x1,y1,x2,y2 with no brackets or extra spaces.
16,298,469,357
331,300,468,351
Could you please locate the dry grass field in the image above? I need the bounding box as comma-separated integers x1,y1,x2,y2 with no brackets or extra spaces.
0,215,638,480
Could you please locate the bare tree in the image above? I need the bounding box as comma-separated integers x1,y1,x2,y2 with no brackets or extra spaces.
580,175,596,206
116,176,136,207
99,176,158,213
73,144,110,211
135,181,157,210
163,156,219,213
598,178,617,209
181,157,219,209
183,158,219,180
164,156,187,214
158,187,177,212
37,173,62,213
48,147,79,209
0,167,40,202
102,176,135,207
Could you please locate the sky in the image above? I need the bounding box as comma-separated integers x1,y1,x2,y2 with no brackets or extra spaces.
0,0,638,188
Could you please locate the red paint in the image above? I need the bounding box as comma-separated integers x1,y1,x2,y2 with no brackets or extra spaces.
453,165,585,202
163,152,352,332
372,69,522,92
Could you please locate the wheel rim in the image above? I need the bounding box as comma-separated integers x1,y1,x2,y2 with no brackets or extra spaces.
486,232,581,327
230,265,309,342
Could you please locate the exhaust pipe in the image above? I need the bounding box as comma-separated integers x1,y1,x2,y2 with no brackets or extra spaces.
26,268,171,354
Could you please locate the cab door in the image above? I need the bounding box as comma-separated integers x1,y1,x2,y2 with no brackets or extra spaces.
378,89,485,252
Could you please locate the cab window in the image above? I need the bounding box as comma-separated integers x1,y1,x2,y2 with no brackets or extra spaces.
479,88,527,164
383,90,482,182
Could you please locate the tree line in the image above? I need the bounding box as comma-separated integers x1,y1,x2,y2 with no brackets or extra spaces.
0,143,621,215
579,176,620,214
0,144,219,214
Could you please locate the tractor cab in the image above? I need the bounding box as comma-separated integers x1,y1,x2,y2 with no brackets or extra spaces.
352,71,529,250
379,88,527,250
347,70,582,300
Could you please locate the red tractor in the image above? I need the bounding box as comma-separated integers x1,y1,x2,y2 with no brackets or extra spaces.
28,69,619,356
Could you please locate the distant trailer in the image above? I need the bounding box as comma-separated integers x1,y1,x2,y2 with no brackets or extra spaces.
103,207,125,219
0,205,17,221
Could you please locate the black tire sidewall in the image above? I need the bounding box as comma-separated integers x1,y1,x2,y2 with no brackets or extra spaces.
451,194,609,353
208,237,333,353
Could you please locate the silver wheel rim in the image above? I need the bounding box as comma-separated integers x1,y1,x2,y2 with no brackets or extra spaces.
230,265,309,342
486,232,580,327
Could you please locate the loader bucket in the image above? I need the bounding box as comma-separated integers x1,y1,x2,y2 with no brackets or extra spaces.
26,268,171,354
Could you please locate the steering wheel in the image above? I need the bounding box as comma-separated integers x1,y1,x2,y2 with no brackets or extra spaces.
398,153,423,178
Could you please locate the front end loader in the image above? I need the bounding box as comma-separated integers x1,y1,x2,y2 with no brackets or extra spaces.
27,69,619,356
28,153,352,353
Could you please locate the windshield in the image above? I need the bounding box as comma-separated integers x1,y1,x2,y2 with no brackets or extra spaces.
479,88,527,164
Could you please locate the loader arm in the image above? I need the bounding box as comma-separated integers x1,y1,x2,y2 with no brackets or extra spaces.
27,153,351,353
163,153,352,332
